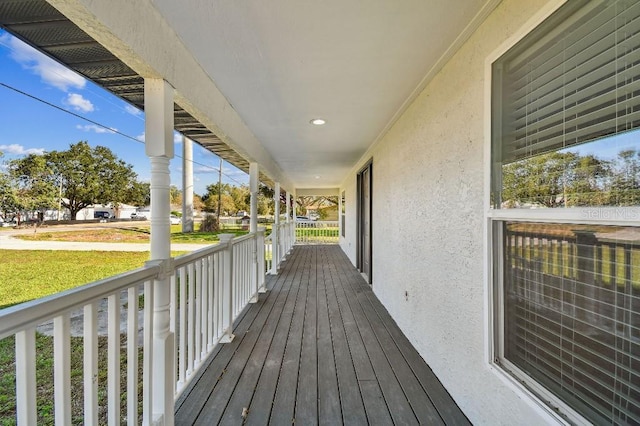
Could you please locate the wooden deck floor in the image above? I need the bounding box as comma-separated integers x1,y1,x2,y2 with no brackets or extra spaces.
175,245,470,425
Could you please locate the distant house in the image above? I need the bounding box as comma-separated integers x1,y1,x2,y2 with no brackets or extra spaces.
61,202,139,220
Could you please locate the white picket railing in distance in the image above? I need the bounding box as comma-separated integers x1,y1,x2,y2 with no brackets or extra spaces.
295,220,339,244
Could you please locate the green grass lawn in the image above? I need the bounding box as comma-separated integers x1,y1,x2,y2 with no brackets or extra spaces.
0,250,189,309
14,225,250,244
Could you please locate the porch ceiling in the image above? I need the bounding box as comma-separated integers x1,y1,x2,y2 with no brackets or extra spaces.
1,0,498,189
148,0,497,188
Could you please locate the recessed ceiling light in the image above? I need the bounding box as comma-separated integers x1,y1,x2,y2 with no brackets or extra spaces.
310,118,326,126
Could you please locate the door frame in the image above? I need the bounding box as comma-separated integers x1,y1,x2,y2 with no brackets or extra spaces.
356,160,373,284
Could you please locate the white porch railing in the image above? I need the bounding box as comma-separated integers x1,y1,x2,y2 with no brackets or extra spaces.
0,230,275,426
264,221,295,274
295,220,339,244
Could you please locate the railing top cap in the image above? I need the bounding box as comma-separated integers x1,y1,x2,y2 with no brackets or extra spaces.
218,233,235,243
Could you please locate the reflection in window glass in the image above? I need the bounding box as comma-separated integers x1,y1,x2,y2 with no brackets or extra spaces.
502,222,640,424
501,130,640,208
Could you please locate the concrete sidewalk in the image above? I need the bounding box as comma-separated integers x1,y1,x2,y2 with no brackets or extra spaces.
0,233,212,252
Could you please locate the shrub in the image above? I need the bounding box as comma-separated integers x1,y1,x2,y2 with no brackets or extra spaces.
199,215,219,232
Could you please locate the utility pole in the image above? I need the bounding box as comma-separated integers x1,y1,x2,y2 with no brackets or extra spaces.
217,157,222,223
57,177,63,220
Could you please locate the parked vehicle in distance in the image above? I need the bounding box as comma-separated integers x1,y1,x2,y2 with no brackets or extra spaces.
0,217,15,227
169,215,181,225
296,216,310,222
130,212,148,220
94,211,111,219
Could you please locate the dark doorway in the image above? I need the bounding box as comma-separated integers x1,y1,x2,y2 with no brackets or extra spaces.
357,161,372,284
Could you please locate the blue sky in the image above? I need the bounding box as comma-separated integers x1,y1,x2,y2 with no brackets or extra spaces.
0,29,248,196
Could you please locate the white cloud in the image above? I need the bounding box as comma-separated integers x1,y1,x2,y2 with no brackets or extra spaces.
76,124,116,134
136,132,145,142
0,144,45,155
64,93,94,113
124,104,142,116
194,165,218,174
1,33,86,91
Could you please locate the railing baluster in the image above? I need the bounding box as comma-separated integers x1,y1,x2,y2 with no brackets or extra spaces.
107,293,120,425
187,262,195,375
127,287,139,425
195,259,202,364
213,252,220,340
207,254,214,350
54,314,71,425
15,328,36,426
143,280,154,426
179,266,187,387
219,234,235,343
200,257,208,359
83,303,98,426
258,229,266,293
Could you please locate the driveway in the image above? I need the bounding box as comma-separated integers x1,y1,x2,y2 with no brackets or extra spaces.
0,221,212,252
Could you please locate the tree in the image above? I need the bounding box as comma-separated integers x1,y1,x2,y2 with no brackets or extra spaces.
502,152,572,207
47,141,137,219
125,181,151,208
229,185,249,213
170,185,182,207
565,154,610,206
202,183,235,215
610,149,640,205
501,150,616,208
8,153,58,222
0,157,19,219
193,194,205,212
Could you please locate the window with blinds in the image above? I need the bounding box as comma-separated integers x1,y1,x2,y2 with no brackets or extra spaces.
491,1,640,424
502,222,640,424
492,0,640,209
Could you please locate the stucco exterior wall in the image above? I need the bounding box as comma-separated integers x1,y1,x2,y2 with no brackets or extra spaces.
340,0,561,424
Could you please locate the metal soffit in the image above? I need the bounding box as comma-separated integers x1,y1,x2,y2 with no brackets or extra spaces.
0,0,274,187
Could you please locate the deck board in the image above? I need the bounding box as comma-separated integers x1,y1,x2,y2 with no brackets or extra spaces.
176,245,470,425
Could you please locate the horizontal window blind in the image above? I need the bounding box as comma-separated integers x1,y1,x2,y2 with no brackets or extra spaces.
494,0,640,164
503,222,640,424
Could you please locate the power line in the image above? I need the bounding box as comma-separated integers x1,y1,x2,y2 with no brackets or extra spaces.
0,33,247,185
0,81,248,186
0,82,142,145
0,32,146,123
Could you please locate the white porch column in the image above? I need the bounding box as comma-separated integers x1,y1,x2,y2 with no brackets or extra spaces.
249,162,259,302
182,136,194,233
271,182,280,275
338,190,343,240
292,189,297,244
286,191,291,223
249,163,258,233
285,191,292,254
145,78,175,426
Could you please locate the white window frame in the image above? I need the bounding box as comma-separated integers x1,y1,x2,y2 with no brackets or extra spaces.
483,0,640,424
